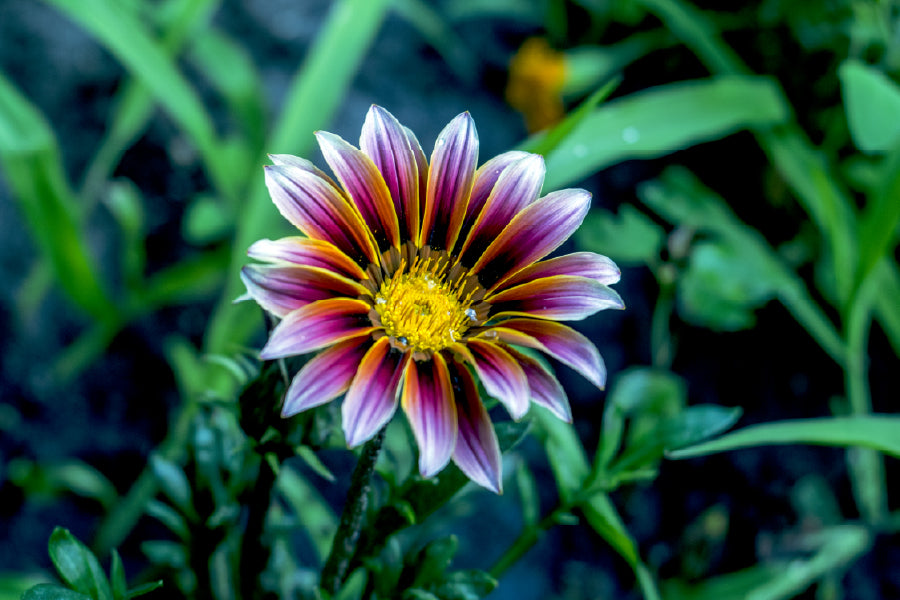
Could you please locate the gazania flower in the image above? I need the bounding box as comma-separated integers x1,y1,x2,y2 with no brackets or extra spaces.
242,106,622,493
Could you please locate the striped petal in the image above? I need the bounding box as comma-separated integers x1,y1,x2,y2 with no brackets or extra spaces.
247,237,366,280
488,275,625,321
343,337,409,447
282,336,373,417
478,318,606,389
454,339,529,420
264,164,377,265
454,151,531,254
446,357,502,493
404,125,429,243
402,354,457,477
360,106,420,244
472,189,592,291
499,252,621,289
457,153,545,267
269,153,342,188
260,298,375,360
504,347,571,423
317,131,401,252
241,264,367,318
421,112,478,251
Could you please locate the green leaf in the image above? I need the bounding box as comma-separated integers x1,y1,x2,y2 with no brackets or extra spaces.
668,416,900,460
532,405,590,503
141,541,187,569
109,550,127,600
296,445,336,482
514,462,540,527
639,167,846,363
104,180,146,289
187,27,265,155
22,584,92,600
145,499,190,541
359,421,530,562
662,564,784,600
0,70,115,320
148,454,193,517
411,536,459,588
79,0,220,200
543,76,788,189
124,581,163,599
521,77,622,158
874,260,900,357
333,568,366,600
612,403,741,474
575,205,664,265
276,465,337,564
839,59,900,154
206,0,392,363
432,570,498,600
403,590,440,600
853,141,900,298
182,194,232,245
595,368,686,473
44,0,233,198
679,239,778,330
48,528,113,600
581,493,639,565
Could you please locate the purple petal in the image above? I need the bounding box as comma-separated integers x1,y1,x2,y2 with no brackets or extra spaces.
479,318,606,389
488,275,625,321
455,340,529,420
282,336,373,417
241,264,367,318
269,153,340,189
446,357,502,493
454,151,531,254
403,126,429,244
247,237,366,280
472,188,591,291
421,112,479,251
264,164,377,265
360,106,421,245
505,347,571,422
316,130,400,252
342,337,409,447
500,252,621,288
458,153,545,267
401,354,457,477
259,298,375,360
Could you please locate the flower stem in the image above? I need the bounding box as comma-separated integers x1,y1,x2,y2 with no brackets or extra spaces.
320,428,386,595
489,507,565,578
843,277,887,525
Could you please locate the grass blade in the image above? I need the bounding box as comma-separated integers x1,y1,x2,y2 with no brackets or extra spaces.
542,76,788,190
45,0,235,198
205,0,391,356
0,70,115,320
668,416,900,460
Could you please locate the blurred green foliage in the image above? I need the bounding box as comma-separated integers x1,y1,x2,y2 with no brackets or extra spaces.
1,0,898,598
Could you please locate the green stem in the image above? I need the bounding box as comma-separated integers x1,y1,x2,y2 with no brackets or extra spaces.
650,270,676,369
843,277,887,525
240,455,278,600
93,398,200,555
320,428,386,595
489,507,566,579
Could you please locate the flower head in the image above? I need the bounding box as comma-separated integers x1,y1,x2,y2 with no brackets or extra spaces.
242,106,623,493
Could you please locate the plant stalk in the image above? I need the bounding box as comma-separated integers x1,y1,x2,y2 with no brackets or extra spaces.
320,428,386,595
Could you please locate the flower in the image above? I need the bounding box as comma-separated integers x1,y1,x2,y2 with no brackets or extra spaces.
242,106,623,493
506,38,567,132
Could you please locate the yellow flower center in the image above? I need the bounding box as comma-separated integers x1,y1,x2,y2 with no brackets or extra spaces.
375,256,478,353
